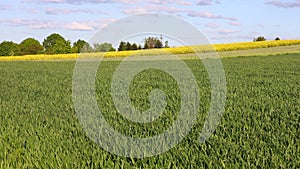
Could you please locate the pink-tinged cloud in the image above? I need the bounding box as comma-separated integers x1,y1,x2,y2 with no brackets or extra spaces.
122,7,237,22
65,21,95,31
100,18,118,28
146,0,169,5
25,0,99,5
205,23,219,29
216,29,239,34
265,0,300,8
175,0,192,6
123,8,148,15
26,0,140,4
188,11,237,21
0,4,12,10
0,19,56,29
145,0,191,5
228,21,241,26
211,35,253,40
196,0,213,6
45,8,107,15
24,8,39,14
0,18,103,31
123,5,189,15
27,0,192,5
40,0,64,3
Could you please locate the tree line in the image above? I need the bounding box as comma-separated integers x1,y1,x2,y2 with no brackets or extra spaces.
0,33,170,56
253,36,281,42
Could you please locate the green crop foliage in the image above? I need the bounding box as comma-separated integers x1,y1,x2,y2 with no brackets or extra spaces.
0,54,299,168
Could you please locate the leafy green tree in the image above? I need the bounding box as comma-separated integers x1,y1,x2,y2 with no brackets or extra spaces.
94,43,114,52
275,37,280,41
164,41,170,48
144,37,163,49
43,33,71,54
143,42,149,49
253,36,266,42
72,39,92,53
155,40,163,48
131,43,138,50
144,37,155,49
0,41,21,56
118,41,126,51
108,47,116,52
125,42,132,50
19,38,43,55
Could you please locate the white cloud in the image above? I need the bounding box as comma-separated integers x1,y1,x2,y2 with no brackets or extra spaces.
188,11,237,21
216,29,239,34
65,21,95,31
265,0,300,8
122,6,238,22
145,0,192,5
205,23,219,29
25,0,140,4
228,21,241,26
175,0,192,6
45,8,107,15
211,35,253,41
123,7,148,15
196,0,213,6
0,18,103,31
26,0,193,5
123,5,189,15
0,4,13,10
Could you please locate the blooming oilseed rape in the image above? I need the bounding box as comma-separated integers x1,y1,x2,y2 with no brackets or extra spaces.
213,40,300,52
1,40,300,61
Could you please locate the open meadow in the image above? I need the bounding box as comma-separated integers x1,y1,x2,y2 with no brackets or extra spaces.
0,48,299,168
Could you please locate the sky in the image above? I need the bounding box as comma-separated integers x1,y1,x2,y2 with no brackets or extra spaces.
0,0,300,46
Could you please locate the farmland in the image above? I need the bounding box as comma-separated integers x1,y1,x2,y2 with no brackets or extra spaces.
0,40,300,61
0,52,299,168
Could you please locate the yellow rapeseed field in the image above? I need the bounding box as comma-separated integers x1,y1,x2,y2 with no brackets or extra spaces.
1,40,300,61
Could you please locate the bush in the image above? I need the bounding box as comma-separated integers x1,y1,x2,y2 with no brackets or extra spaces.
254,36,266,42
43,33,71,54
19,38,43,55
0,41,21,56
72,39,93,53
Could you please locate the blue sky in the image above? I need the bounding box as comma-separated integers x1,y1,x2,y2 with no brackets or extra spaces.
0,0,299,45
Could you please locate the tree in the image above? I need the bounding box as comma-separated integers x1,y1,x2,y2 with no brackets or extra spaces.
0,41,21,56
154,40,163,48
144,37,163,49
144,37,156,49
108,47,116,52
19,38,43,55
253,36,266,42
43,33,71,54
143,42,149,49
131,43,138,50
94,43,114,52
72,39,92,53
118,41,126,51
125,42,132,50
164,41,170,48
275,37,280,41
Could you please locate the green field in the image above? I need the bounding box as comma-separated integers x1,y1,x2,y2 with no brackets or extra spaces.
0,54,299,168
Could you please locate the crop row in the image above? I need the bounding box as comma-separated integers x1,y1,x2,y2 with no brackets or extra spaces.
0,54,299,168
